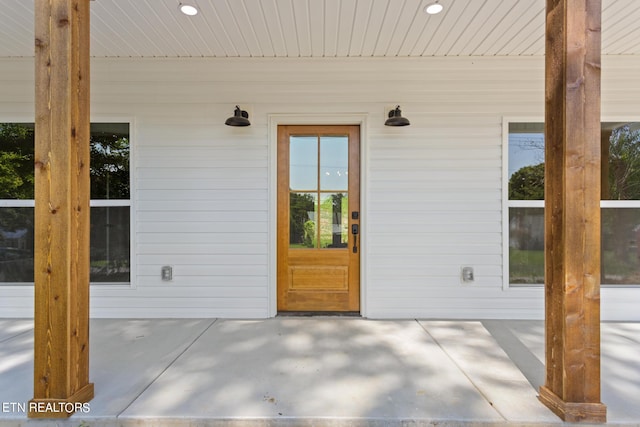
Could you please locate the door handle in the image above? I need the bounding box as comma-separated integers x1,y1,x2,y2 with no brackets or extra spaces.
351,224,359,253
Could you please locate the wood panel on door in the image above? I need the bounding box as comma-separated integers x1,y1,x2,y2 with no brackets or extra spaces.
277,125,360,312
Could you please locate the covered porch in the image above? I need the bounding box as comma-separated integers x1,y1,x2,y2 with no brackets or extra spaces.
1,317,639,426
2,0,640,423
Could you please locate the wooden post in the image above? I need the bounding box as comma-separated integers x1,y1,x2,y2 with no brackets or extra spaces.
539,0,606,423
30,0,94,418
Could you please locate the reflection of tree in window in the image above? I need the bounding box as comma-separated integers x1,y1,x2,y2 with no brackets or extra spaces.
0,122,130,284
90,132,130,199
508,125,640,201
324,193,347,248
507,122,640,285
88,126,130,282
0,123,35,200
607,125,640,200
290,193,316,248
0,125,36,281
0,124,131,200
509,163,544,200
330,193,344,247
602,125,640,280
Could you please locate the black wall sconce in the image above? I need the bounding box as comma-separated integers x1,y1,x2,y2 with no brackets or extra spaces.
225,106,251,127
385,105,410,126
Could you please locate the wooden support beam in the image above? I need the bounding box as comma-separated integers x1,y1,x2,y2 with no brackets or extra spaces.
30,0,93,418
539,0,606,423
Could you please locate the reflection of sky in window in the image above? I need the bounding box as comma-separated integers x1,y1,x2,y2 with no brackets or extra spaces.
290,135,349,191
290,136,317,190
509,132,544,178
320,136,348,190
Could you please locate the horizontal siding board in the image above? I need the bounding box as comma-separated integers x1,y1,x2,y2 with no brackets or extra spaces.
138,159,268,169
370,148,501,160
136,265,268,276
137,189,268,201
374,192,502,203
370,172,500,184
89,297,267,309
92,91,545,106
368,201,500,212
368,289,543,302
137,243,267,255
136,254,268,265
137,232,268,244
369,182,501,192
83,307,270,318
0,103,34,114
121,285,269,298
138,145,269,156
367,243,502,256
368,254,502,266
369,232,502,245
1,55,640,319
137,221,267,233
137,200,268,211
368,223,501,234
137,167,267,180
368,211,502,224
137,179,268,190
135,277,267,287
89,79,545,96
136,211,267,222
86,57,546,81
369,159,498,171
0,289,34,298
363,264,504,277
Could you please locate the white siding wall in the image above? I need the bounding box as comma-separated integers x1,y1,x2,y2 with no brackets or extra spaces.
1,55,639,319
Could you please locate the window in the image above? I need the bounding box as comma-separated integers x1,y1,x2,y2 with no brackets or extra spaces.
506,121,640,286
0,122,130,285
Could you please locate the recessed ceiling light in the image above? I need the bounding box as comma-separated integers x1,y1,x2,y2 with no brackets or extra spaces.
179,3,199,16
425,1,444,15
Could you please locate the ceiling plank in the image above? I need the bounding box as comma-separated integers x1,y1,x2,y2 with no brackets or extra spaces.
469,1,532,56
494,5,545,56
0,0,638,58
309,0,325,56
435,0,488,56
602,0,640,54
385,0,425,57
372,0,408,56
421,0,469,56
227,0,267,57
292,0,313,57
450,0,502,56
323,0,342,57
275,0,300,57
359,0,389,56
0,1,32,57
259,0,289,57
210,0,252,57
348,0,375,56
335,0,358,57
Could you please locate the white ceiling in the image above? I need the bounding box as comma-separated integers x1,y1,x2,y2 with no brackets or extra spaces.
1,0,639,58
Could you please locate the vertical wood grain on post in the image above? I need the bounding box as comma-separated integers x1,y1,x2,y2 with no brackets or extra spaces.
539,0,606,422
30,0,93,418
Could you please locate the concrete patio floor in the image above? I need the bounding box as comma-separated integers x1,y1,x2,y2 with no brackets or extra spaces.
0,318,638,426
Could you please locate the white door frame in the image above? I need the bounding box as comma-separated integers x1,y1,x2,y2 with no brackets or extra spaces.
268,113,369,317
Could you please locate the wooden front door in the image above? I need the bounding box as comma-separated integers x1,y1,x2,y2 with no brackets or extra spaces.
277,125,360,312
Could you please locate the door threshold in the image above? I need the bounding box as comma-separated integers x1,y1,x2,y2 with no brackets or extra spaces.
277,311,361,317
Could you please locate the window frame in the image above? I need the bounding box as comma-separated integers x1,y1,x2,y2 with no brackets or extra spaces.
0,118,135,288
502,117,640,290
